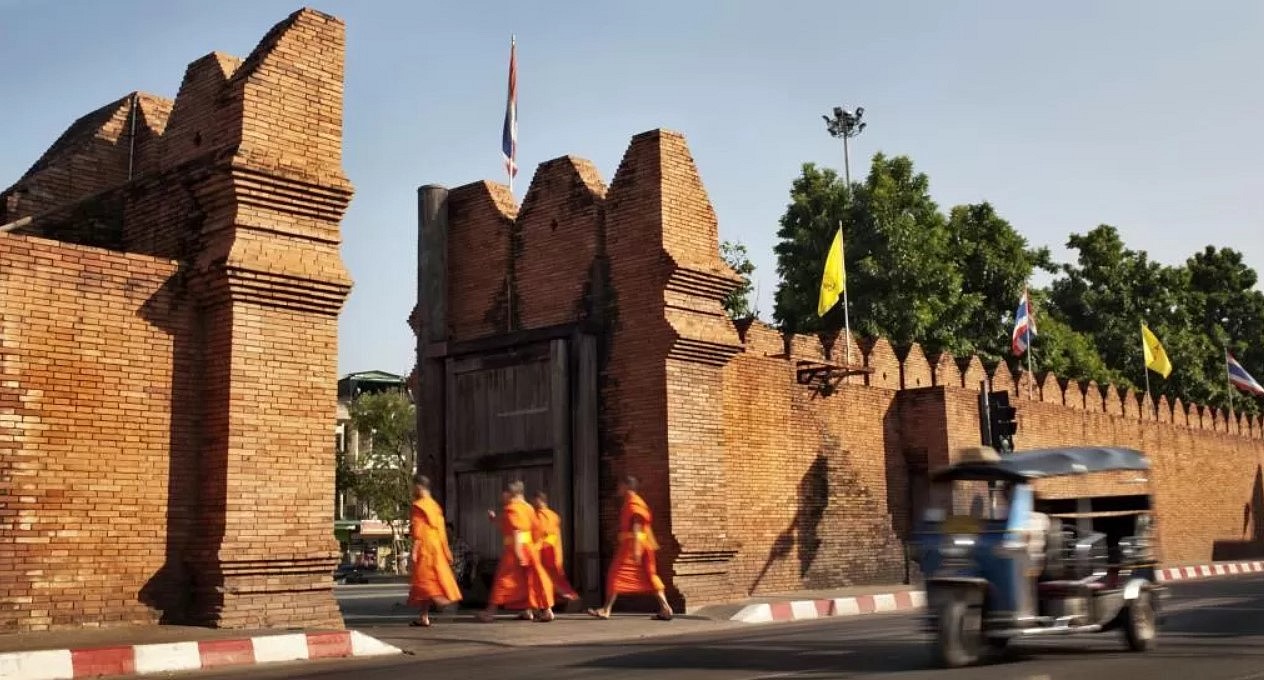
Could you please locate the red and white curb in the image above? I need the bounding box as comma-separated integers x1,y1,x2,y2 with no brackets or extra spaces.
0,630,400,680
1157,560,1264,582
730,560,1264,624
731,590,927,624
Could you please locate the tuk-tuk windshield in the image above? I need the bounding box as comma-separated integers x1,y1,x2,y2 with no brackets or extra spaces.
924,481,1018,529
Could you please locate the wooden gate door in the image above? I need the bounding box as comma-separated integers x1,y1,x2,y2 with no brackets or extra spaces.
444,334,600,602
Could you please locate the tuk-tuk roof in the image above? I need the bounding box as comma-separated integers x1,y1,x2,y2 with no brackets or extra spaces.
931,446,1150,483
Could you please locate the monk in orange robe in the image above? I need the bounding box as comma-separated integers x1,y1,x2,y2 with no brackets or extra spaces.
477,480,556,623
406,474,461,626
587,475,673,620
532,491,579,602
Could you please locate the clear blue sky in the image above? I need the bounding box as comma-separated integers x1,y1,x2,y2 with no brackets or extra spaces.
3,1,1261,376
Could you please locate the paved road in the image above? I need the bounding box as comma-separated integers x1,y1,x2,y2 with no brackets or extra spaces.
333,583,415,625
205,574,1264,679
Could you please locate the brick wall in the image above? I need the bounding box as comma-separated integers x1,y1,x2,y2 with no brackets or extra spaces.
724,324,909,596
1,8,352,632
0,233,194,630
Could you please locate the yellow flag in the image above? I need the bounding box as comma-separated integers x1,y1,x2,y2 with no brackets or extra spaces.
817,227,845,317
1141,324,1172,378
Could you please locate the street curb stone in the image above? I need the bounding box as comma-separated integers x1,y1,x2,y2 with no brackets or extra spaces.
730,559,1264,623
0,630,400,680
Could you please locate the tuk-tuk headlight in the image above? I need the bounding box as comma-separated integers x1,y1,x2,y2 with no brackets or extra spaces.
940,535,975,558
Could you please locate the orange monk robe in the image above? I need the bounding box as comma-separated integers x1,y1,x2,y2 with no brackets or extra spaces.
488,499,554,610
534,507,577,598
407,497,462,607
606,491,665,595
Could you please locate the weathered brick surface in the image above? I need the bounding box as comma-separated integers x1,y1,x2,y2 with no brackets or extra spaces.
899,344,933,390
514,157,606,331
1,8,352,631
0,234,193,631
723,323,910,596
445,182,516,339
422,127,1264,611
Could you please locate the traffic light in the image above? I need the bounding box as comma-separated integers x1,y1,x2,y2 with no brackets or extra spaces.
988,390,1018,452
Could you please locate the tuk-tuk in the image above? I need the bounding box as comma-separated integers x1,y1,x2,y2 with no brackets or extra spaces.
913,445,1166,668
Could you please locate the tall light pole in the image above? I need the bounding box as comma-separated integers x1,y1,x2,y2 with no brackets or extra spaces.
823,106,866,189
820,105,866,372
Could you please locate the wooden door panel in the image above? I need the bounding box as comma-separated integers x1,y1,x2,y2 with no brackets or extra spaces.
455,465,553,561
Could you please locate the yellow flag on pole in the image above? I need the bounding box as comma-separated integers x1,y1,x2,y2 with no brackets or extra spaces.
1141,324,1172,378
817,227,845,317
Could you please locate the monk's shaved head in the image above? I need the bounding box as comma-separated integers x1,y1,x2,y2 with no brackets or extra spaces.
534,490,548,503
622,475,639,491
413,474,431,490
506,479,525,496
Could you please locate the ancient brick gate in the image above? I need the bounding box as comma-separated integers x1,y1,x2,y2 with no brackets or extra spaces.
412,181,606,603
442,335,602,602
0,8,352,632
414,129,1264,613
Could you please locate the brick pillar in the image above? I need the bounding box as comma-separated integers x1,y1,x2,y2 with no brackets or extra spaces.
604,130,744,610
183,9,354,629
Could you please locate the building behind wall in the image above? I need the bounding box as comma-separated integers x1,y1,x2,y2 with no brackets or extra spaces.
414,129,1264,612
0,8,354,632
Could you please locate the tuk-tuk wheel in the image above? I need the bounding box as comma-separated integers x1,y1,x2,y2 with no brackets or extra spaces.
935,598,983,668
1124,590,1157,652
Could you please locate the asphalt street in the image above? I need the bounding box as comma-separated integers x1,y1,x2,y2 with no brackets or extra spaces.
196,573,1264,680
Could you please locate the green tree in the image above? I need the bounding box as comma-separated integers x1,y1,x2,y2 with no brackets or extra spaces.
1047,225,1212,408
348,389,417,571
772,155,977,353
334,444,354,516
1184,246,1264,414
772,163,852,335
945,202,1054,362
847,154,978,353
1026,289,1125,387
720,240,757,319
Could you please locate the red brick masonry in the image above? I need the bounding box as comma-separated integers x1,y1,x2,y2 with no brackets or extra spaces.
0,8,354,632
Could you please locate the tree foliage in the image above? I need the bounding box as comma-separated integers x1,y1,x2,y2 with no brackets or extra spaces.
771,153,1264,414
773,157,976,353
348,389,418,567
945,202,1054,363
720,240,757,319
772,163,851,335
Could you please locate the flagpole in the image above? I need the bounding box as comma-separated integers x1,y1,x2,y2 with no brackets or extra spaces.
1141,322,1152,408
1225,345,1235,415
1025,285,1034,400
509,35,515,195
839,220,852,371
503,34,517,195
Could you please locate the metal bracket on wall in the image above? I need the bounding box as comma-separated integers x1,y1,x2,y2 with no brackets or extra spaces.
767,353,874,396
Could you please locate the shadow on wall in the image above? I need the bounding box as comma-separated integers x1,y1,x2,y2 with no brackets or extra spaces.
1211,465,1264,562
137,271,213,625
749,455,829,593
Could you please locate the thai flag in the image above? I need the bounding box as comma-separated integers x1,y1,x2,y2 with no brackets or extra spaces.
1227,351,1264,396
1011,288,1036,356
501,36,518,183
